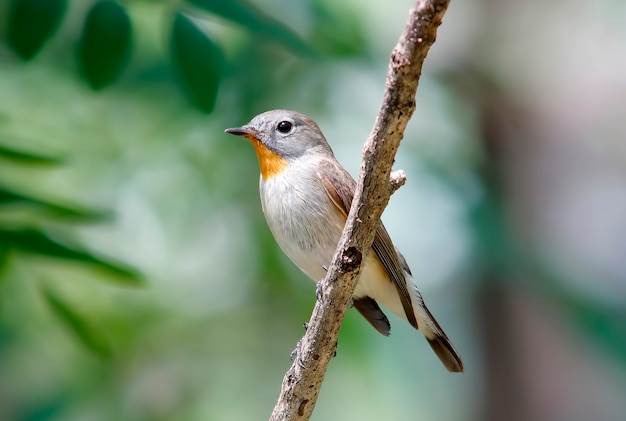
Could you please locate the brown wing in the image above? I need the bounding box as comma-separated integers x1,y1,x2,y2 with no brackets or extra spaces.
317,159,419,330
371,224,419,328
318,159,355,219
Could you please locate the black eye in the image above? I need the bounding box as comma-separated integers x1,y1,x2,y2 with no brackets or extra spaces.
276,120,293,134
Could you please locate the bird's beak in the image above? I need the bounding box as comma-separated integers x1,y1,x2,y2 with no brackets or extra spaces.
225,126,258,141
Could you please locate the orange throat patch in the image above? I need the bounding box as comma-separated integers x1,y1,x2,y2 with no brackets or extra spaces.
248,137,288,180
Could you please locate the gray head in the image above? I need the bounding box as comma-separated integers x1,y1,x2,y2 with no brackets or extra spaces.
225,110,334,160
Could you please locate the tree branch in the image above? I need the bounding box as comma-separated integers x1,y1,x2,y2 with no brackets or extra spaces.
269,1,451,420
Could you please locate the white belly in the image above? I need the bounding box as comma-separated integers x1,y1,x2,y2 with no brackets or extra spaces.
258,161,430,332
259,161,345,281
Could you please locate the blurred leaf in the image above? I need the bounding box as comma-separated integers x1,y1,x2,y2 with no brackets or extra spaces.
188,0,312,55
565,293,626,364
472,184,626,365
0,244,9,278
0,228,142,284
17,396,66,421
0,186,111,221
227,42,290,116
170,12,225,113
6,0,67,60
42,287,112,357
470,190,518,272
310,0,367,57
77,0,132,90
0,142,62,164
521,256,626,366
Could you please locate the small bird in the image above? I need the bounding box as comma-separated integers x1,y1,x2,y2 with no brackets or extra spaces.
226,110,463,372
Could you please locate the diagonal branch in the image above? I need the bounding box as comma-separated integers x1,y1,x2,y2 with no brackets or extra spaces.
269,1,451,420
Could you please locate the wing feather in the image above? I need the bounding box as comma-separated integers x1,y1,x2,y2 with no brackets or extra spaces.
317,159,419,329
353,297,391,336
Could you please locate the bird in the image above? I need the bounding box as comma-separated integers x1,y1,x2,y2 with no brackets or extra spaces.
225,110,463,372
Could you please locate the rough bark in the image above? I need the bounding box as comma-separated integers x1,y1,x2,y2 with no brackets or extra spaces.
269,1,451,419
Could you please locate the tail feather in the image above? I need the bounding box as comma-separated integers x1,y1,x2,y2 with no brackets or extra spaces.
422,304,464,372
427,333,464,372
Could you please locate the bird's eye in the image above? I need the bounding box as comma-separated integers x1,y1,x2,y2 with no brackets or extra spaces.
276,121,293,134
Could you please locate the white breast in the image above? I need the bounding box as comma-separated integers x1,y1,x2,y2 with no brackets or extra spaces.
259,157,345,282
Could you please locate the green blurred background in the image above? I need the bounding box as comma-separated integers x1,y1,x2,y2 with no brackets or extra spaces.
1,0,625,420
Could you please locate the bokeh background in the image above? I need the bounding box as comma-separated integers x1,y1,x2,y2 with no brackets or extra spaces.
1,0,625,420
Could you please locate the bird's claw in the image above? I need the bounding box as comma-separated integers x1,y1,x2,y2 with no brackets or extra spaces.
290,338,307,369
315,282,323,302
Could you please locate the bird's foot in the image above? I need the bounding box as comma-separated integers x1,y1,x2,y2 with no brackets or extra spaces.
290,338,307,369
315,281,324,302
